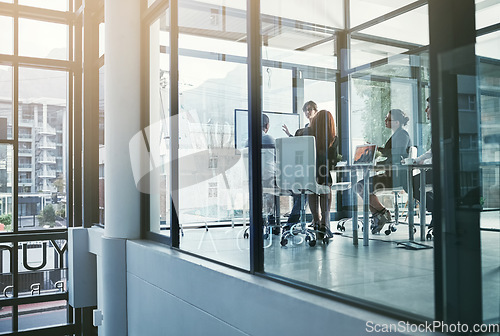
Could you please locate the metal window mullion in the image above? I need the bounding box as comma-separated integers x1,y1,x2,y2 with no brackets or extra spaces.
82,0,99,228
12,7,19,330
141,0,150,238
170,0,180,248
247,0,263,273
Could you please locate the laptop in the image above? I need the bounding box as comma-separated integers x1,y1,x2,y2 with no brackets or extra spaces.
352,144,377,166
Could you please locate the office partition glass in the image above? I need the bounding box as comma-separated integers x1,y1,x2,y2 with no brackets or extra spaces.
149,9,171,239
141,0,499,326
175,0,249,269
478,50,500,326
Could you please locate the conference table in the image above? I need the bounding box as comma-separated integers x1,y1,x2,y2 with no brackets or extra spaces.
334,163,433,246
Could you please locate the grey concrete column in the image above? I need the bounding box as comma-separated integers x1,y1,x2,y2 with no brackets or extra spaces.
101,0,141,335
104,0,141,239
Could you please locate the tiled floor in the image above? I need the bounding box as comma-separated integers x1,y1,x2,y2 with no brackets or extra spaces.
179,211,499,322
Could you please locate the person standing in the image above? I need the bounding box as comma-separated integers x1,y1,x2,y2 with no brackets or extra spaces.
281,101,317,230
308,110,339,239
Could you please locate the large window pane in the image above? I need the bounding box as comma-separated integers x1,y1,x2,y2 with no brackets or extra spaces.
0,16,13,55
0,145,13,233
16,239,68,330
0,65,13,141
477,30,500,59
0,306,12,333
19,19,68,60
476,0,500,30
350,0,416,28
18,68,67,231
18,0,68,12
262,0,344,29
18,300,67,331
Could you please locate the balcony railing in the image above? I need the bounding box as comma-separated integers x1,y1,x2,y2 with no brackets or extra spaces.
39,169,56,178
37,125,57,136
38,140,56,150
38,154,56,164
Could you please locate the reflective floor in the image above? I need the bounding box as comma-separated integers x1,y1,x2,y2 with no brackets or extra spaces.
179,211,499,322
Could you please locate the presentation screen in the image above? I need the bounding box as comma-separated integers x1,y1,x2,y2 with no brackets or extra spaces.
234,109,301,148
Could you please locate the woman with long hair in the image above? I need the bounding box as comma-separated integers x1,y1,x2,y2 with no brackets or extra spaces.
355,108,412,234
309,110,339,238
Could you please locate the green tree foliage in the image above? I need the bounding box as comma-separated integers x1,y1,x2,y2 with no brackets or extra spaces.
0,213,12,226
38,204,56,227
355,79,392,144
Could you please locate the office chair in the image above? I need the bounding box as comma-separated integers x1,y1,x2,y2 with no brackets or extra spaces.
240,147,283,242
372,146,418,235
275,136,349,246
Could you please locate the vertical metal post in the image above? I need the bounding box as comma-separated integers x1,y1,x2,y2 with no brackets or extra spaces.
407,166,414,241
170,0,180,248
351,168,358,245
292,67,304,115
429,0,482,326
82,0,100,228
362,168,369,246
248,0,263,273
419,169,426,241
12,7,19,331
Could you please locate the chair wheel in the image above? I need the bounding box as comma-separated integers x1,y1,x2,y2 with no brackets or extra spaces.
413,228,417,233
337,224,342,230
263,233,269,240
322,237,329,244
243,232,249,239
280,238,288,246
390,226,397,232
341,226,345,232
426,233,432,240
384,229,391,235
309,239,316,247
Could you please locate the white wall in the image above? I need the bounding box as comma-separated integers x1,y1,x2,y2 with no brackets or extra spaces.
126,240,432,336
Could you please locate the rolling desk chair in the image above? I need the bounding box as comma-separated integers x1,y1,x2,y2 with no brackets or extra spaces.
372,146,418,235
275,136,350,246
240,147,283,242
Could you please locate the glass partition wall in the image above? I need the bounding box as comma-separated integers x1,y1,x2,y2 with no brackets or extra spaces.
145,0,499,328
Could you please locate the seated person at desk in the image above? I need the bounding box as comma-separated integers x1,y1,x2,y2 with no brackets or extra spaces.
245,114,276,220
308,110,339,239
355,109,412,234
282,101,318,227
